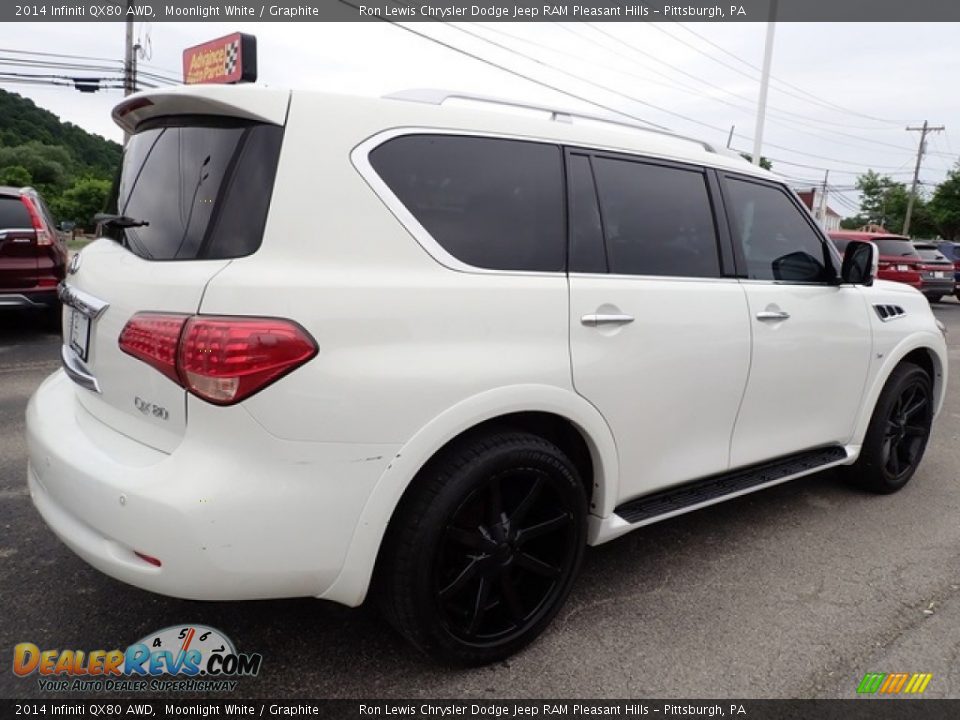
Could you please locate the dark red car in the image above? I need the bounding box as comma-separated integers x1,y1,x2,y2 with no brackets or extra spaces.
829,231,922,290
0,186,66,322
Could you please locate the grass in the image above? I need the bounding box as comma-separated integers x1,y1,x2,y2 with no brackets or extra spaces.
66,235,94,252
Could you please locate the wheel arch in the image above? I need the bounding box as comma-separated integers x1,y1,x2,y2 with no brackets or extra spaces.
851,334,947,446
318,384,619,607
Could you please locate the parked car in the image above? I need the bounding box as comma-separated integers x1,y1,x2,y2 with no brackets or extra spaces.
934,241,960,300
27,86,948,665
913,243,956,302
0,186,66,323
829,231,923,290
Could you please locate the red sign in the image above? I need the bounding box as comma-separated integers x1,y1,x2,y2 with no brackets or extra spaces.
182,33,257,85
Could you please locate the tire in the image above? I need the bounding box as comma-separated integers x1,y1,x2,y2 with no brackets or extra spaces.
846,363,933,494
926,294,943,303
375,431,587,665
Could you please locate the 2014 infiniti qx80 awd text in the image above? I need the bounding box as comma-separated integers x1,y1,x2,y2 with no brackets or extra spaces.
26,86,947,665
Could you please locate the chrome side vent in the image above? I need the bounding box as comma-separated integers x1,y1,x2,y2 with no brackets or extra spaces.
874,304,906,322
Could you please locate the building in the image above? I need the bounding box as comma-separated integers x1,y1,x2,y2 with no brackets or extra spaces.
794,188,842,232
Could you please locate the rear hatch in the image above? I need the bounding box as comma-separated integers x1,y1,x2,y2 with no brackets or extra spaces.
0,193,38,290
61,87,288,452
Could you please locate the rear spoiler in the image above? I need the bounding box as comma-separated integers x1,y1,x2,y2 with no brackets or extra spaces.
112,85,290,134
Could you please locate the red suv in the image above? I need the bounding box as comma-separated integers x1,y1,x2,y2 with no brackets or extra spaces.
0,186,66,322
829,231,922,290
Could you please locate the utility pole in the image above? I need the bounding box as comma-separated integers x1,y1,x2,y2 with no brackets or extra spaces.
903,120,944,236
123,3,140,144
752,0,778,167
123,8,135,96
817,169,829,228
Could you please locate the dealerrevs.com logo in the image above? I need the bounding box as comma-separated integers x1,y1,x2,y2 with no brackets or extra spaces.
13,624,263,693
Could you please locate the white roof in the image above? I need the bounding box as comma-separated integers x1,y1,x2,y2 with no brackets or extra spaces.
114,84,779,181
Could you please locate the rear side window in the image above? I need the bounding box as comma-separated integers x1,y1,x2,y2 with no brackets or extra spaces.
724,177,829,283
873,238,919,258
0,196,31,230
591,156,721,278
369,135,565,272
114,117,284,260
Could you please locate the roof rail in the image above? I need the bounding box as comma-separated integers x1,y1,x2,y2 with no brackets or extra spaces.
384,88,728,156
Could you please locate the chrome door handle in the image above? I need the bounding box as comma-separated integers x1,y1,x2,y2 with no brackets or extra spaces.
756,311,791,321
581,314,635,327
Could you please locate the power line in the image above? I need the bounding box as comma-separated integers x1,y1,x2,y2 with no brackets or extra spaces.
671,23,905,127
448,21,918,171
580,22,908,140
563,23,918,163
0,47,119,64
474,23,916,160
338,5,670,131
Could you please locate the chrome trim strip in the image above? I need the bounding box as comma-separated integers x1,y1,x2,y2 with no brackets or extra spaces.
58,283,109,319
0,293,49,309
0,228,35,239
61,345,100,393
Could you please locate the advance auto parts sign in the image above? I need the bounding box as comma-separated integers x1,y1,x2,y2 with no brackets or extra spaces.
183,32,257,85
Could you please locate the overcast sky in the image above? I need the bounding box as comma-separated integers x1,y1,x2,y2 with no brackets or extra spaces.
5,21,959,216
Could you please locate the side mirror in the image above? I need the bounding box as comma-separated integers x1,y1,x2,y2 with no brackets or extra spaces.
841,240,877,286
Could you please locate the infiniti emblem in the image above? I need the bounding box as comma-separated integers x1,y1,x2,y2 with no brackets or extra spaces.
68,253,81,275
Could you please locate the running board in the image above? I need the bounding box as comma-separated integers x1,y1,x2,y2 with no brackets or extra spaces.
614,446,848,525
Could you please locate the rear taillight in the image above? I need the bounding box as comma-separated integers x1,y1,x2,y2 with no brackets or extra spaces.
20,196,54,246
118,314,188,384
119,314,317,405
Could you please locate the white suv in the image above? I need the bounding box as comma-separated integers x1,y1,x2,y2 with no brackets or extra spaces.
26,86,947,665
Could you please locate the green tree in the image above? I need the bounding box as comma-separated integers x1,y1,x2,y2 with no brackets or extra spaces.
0,141,72,189
53,177,111,229
840,214,868,230
929,164,960,241
0,165,32,187
739,152,773,171
851,170,939,236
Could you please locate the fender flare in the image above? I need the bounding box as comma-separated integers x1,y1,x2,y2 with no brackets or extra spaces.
850,331,947,445
318,383,619,606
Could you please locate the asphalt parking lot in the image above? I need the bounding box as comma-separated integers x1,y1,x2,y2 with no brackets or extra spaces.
2,302,960,700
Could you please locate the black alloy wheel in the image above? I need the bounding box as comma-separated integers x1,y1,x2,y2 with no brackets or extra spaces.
848,362,933,494
880,377,933,482
434,467,579,645
376,432,587,665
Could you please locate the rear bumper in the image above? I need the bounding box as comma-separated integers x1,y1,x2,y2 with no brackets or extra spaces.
26,370,398,603
921,279,955,296
0,289,58,309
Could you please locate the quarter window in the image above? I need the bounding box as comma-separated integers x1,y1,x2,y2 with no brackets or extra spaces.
591,156,721,278
369,135,565,272
724,178,830,283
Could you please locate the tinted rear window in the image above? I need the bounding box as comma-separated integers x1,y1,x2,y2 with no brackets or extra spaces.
113,117,284,260
369,135,565,272
874,239,919,257
0,196,31,230
591,156,720,278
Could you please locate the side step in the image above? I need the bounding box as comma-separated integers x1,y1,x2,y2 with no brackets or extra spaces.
614,446,848,525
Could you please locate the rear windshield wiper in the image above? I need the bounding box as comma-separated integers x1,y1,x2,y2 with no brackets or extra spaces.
94,213,150,229
94,213,154,259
